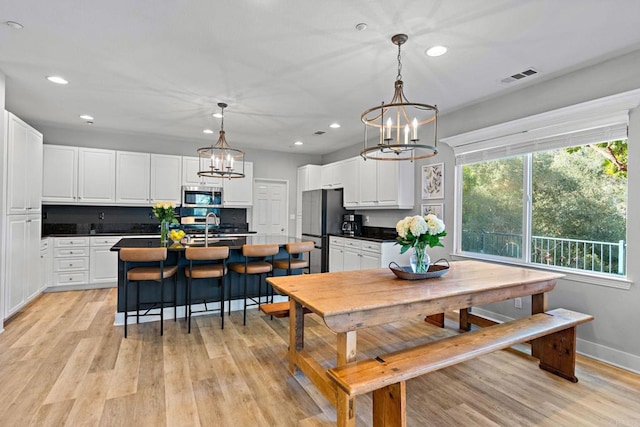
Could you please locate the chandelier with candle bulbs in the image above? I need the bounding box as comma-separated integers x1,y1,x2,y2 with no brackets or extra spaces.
361,34,439,161
197,102,245,179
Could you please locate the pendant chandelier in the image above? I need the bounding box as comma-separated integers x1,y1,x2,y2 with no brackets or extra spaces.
197,102,245,179
361,34,439,161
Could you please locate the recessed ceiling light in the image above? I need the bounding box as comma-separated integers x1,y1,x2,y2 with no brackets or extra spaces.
329,123,341,129
355,23,367,31
46,76,68,85
212,112,223,118
79,114,93,121
425,45,447,57
294,141,303,146
203,129,214,134
5,21,23,30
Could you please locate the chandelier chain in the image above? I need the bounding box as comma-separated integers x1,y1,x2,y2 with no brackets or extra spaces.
396,42,403,82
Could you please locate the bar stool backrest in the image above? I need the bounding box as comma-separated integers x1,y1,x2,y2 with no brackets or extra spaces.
120,247,167,262
286,241,314,255
185,246,230,261
242,244,279,258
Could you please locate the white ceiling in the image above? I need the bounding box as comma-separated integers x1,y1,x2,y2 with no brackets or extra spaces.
2,0,640,155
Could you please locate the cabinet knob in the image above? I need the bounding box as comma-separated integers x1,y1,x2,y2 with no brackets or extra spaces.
69,263,73,267
69,251,74,254
69,277,73,281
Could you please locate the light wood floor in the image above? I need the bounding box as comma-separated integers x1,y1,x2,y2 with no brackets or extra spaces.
1,289,639,426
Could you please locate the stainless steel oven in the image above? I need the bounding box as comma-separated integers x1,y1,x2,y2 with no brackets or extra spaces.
181,186,223,208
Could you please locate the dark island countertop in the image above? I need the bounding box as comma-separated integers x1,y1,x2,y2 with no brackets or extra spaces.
110,234,301,251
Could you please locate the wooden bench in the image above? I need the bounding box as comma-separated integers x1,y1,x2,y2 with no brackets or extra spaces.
259,301,311,318
327,308,593,427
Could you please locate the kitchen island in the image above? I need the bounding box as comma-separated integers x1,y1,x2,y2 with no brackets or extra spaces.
110,235,304,322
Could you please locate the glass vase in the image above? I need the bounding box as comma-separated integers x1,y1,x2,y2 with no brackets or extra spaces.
409,245,431,273
160,220,170,245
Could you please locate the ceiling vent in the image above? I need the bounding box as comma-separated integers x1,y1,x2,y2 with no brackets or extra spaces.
313,130,326,135
501,68,539,84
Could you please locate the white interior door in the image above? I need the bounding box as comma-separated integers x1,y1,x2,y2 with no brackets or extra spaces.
253,180,288,236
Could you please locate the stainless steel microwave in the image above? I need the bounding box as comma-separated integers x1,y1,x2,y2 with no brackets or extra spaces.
181,186,223,207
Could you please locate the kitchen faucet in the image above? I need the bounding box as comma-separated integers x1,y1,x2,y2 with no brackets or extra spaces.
204,212,218,246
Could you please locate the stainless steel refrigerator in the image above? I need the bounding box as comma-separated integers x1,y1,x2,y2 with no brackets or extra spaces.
301,189,347,273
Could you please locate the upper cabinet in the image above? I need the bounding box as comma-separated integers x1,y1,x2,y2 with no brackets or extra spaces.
43,145,78,203
321,161,345,189
6,112,43,214
150,154,182,204
116,151,150,204
298,165,322,192
182,156,223,187
342,157,360,209
358,159,414,209
77,148,116,204
223,161,253,206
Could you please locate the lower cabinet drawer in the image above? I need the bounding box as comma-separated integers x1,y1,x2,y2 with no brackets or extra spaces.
54,271,89,285
54,247,89,257
53,257,89,271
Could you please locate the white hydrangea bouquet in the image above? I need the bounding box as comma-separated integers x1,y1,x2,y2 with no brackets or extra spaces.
396,214,446,273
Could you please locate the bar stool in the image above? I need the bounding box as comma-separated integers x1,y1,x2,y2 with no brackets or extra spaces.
270,241,314,276
120,247,178,338
184,246,229,332
228,244,279,325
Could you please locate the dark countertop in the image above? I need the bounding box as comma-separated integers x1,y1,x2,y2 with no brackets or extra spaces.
46,231,258,238
329,234,396,243
111,234,301,251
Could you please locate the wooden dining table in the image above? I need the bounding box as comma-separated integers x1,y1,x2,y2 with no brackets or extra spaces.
267,260,564,427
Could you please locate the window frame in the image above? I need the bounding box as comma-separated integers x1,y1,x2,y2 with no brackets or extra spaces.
444,90,639,290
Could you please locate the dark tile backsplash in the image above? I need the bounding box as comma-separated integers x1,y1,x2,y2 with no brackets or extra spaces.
42,205,247,236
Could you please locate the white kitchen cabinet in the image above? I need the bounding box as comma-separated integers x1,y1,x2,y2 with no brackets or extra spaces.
342,157,360,209
329,237,408,273
40,239,50,292
50,237,90,288
116,151,151,204
358,159,414,209
150,154,182,204
89,236,121,285
321,161,345,189
78,148,116,204
298,165,322,192
328,236,345,272
42,144,78,203
343,239,362,271
4,215,41,318
223,161,253,206
182,156,224,187
6,112,43,214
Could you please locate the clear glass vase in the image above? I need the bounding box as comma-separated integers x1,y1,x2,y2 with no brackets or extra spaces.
409,245,431,273
160,220,170,245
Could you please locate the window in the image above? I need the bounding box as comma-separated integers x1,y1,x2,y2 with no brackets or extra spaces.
460,140,627,276
443,90,638,280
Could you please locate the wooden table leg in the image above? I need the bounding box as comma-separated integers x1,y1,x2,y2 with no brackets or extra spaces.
459,307,471,331
337,331,357,427
530,292,548,358
289,300,304,374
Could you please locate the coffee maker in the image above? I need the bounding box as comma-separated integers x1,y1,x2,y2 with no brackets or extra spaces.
341,214,363,236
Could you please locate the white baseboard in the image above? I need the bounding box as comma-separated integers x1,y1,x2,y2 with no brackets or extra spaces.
471,307,640,374
45,283,116,292
112,294,288,326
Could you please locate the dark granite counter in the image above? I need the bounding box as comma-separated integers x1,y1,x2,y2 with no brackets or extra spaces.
329,226,399,243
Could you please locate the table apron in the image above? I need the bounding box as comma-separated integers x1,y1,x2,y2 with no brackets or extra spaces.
323,280,556,333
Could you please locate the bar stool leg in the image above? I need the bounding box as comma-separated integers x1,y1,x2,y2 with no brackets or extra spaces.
187,275,192,334
221,275,225,330
160,275,164,336
136,279,140,324
174,274,177,322
243,273,248,326
124,272,128,338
